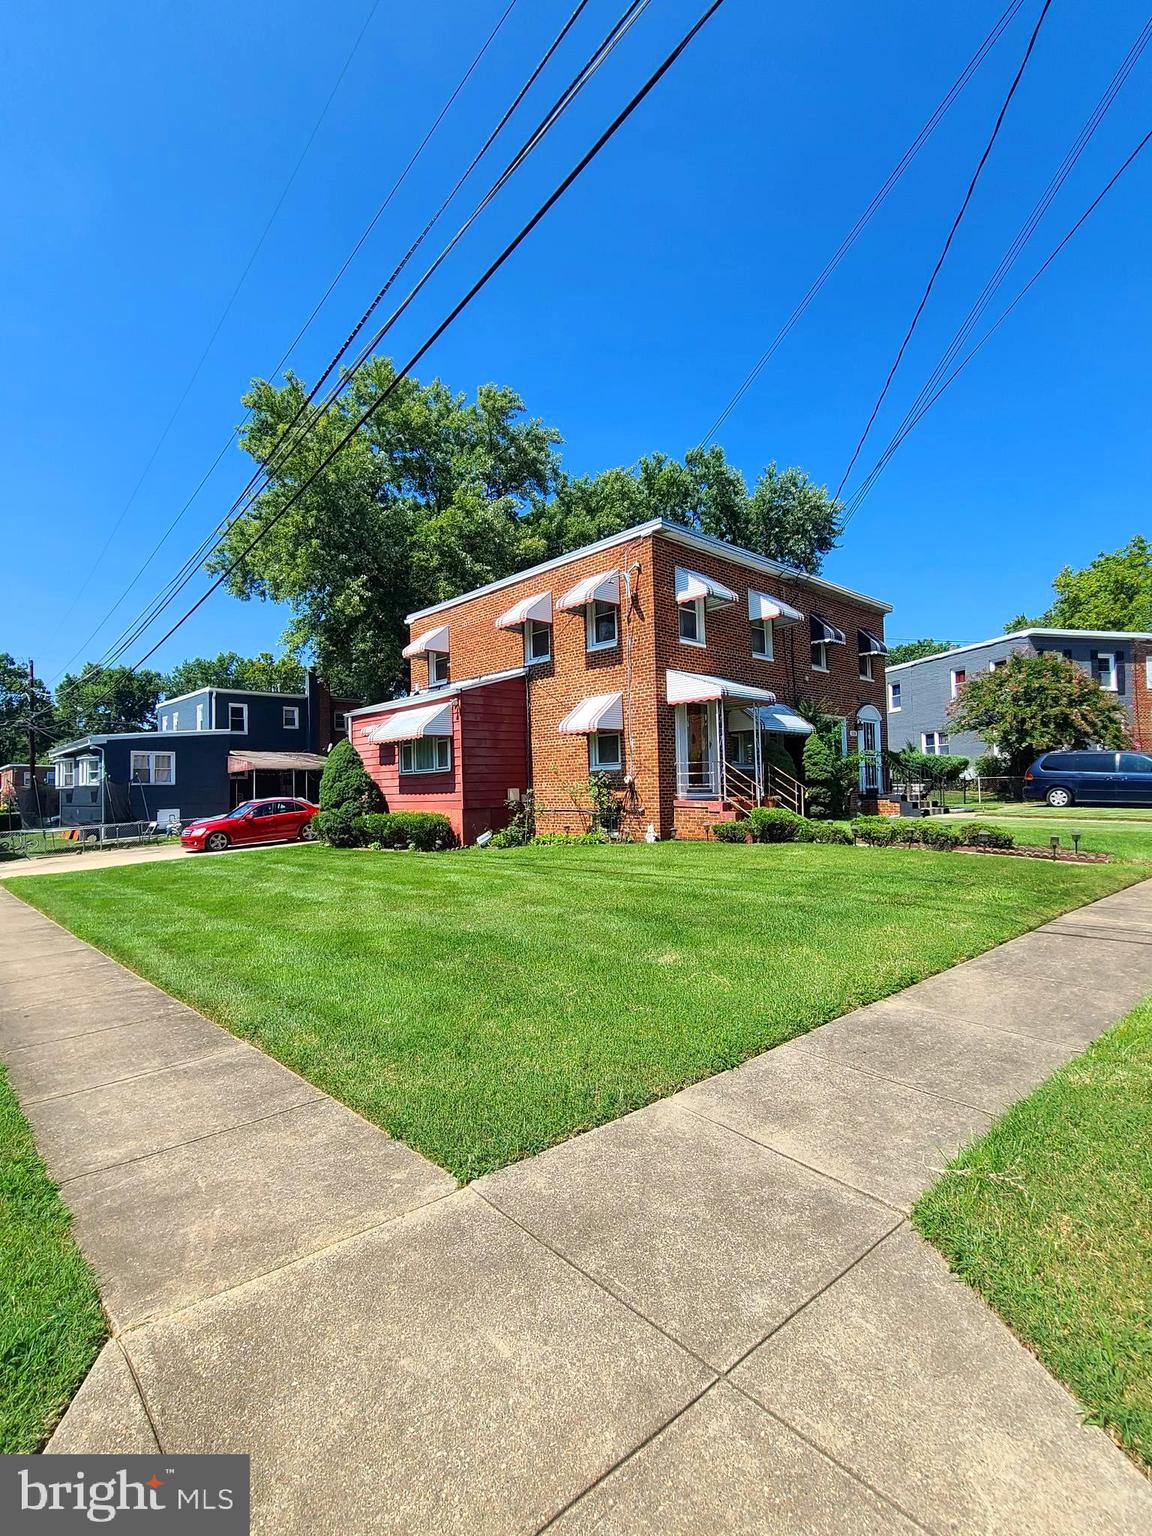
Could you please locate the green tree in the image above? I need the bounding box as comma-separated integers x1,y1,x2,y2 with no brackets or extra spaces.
801,722,860,818
1007,536,1152,632
315,738,383,846
947,651,1128,781
709,459,842,573
164,651,306,697
0,653,56,765
886,637,956,665
55,665,165,738
209,362,561,700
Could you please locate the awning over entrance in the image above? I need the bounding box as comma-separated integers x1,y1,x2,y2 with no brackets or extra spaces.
675,567,737,608
747,589,804,623
755,704,814,735
666,670,777,706
810,614,846,646
556,571,620,611
402,624,450,659
857,627,887,656
495,591,552,629
228,751,328,775
557,692,623,735
365,702,454,743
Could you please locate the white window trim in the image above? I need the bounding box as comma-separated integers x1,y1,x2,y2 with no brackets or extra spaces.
859,651,875,682
228,703,249,733
524,620,552,665
129,750,176,785
750,617,774,660
195,703,205,730
161,714,169,732
811,640,829,672
921,731,949,757
56,759,76,788
949,668,967,699
888,682,901,711
585,601,619,653
1096,651,1118,691
589,731,623,771
679,597,706,648
77,755,102,787
430,651,451,685
283,705,300,729
399,737,452,774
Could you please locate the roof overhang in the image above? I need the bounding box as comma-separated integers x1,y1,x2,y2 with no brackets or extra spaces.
675,567,737,608
401,624,450,659
495,591,552,630
365,701,454,743
556,571,620,612
557,692,624,735
228,751,328,774
748,589,804,624
667,669,777,706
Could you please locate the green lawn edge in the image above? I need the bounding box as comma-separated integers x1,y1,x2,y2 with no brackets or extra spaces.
0,1064,106,1452
913,995,1152,1474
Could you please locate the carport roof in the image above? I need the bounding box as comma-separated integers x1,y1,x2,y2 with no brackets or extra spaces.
227,751,329,774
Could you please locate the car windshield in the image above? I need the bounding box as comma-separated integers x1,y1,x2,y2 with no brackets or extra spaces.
226,802,257,819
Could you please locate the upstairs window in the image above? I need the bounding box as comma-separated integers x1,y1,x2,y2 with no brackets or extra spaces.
525,619,552,664
334,711,347,733
1094,652,1118,691
228,702,248,732
195,703,205,730
283,705,300,729
678,599,705,646
888,681,901,711
430,651,450,685
811,639,828,672
400,737,451,774
161,714,169,732
949,668,966,699
921,732,949,756
750,618,773,659
77,756,102,787
130,751,174,784
56,759,75,788
586,601,618,651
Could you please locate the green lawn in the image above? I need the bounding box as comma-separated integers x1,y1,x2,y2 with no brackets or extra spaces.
977,804,1152,823
977,817,1152,864
9,842,1143,1180
914,995,1152,1472
0,1067,105,1451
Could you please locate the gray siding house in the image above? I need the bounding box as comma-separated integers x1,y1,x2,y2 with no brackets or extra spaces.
886,629,1152,762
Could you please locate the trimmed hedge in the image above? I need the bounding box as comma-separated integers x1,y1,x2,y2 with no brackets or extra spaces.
711,809,851,846
530,831,612,846
354,812,457,851
850,816,1015,852
710,821,751,843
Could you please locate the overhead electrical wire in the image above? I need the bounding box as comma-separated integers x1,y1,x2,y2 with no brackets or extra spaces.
697,0,1029,447
834,0,1054,500
840,123,1152,524
51,0,523,682
126,0,731,674
80,0,657,683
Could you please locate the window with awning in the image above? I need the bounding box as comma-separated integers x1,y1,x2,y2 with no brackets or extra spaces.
674,567,737,607
857,627,886,681
495,592,553,630
365,701,454,743
810,614,845,673
747,590,804,623
557,693,623,735
556,571,620,611
401,624,450,659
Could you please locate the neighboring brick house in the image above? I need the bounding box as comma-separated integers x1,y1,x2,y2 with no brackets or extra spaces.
0,763,58,821
886,629,1152,761
347,518,891,841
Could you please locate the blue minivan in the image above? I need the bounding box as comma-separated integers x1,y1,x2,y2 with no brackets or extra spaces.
1023,750,1152,808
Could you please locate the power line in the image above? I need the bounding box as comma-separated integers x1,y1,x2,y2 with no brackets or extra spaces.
51,0,521,683
697,0,1028,446
834,0,1054,499
841,124,1152,523
86,0,656,681
54,0,390,639
128,0,731,673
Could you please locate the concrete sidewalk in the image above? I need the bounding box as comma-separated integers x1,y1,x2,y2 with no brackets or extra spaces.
3,883,1151,1534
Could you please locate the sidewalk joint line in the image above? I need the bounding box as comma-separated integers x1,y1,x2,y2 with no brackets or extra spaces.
21,1044,245,1105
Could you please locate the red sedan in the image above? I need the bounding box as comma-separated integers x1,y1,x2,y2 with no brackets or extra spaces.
181,798,319,853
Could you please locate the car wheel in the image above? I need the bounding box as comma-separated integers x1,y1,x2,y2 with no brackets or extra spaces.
1046,786,1073,809
205,831,231,852
298,821,318,842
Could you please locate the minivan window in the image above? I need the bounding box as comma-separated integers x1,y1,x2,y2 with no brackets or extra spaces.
1042,752,1115,773
1119,753,1152,774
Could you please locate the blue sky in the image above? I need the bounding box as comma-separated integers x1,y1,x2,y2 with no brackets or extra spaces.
3,0,1149,682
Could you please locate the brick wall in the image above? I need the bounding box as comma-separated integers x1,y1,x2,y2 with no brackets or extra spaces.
404,529,889,838
1133,640,1151,750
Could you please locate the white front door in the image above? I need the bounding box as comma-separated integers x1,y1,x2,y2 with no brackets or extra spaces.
857,709,882,791
675,702,717,795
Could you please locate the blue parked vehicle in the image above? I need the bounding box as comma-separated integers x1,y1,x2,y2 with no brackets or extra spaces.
1023,750,1152,808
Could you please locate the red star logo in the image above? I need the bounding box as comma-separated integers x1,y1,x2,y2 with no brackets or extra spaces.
146,1476,164,1490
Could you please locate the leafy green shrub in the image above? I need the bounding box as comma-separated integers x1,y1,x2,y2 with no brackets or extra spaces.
531,830,611,846
802,729,860,818
354,811,456,851
797,821,851,844
851,815,900,845
973,752,1009,779
489,822,532,849
710,820,751,842
918,820,963,850
763,737,801,780
745,807,806,842
313,803,361,848
319,739,382,813
852,815,963,849
957,821,1015,849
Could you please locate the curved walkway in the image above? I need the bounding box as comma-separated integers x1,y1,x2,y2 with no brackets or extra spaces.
2,882,1151,1534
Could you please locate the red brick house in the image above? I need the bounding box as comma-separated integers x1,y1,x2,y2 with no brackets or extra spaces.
346,519,891,841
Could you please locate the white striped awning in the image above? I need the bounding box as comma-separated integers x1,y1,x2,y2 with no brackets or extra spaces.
810,614,846,645
857,628,887,657
401,624,450,659
756,704,814,736
365,701,453,743
495,591,553,630
675,567,737,608
667,670,776,706
748,589,804,624
557,693,623,735
556,571,620,611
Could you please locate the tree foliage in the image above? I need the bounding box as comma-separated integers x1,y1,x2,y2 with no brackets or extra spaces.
801,723,860,819
886,637,956,666
315,738,384,846
0,653,55,766
209,361,842,699
1007,536,1152,633
55,665,164,739
164,651,305,697
947,651,1128,776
